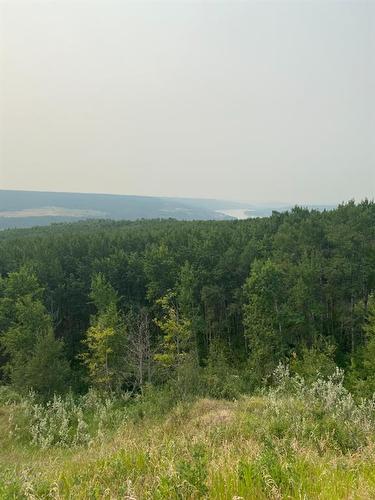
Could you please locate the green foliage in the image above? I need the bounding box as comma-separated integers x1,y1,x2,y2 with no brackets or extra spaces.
80,274,126,391
175,443,208,497
346,296,375,397
80,324,118,391
24,331,71,397
1,295,51,364
0,385,22,405
2,376,375,498
0,268,70,395
144,243,176,302
2,265,43,301
290,342,337,383
263,363,375,454
202,340,244,399
243,259,287,385
0,202,374,397
90,272,119,315
154,291,194,375
7,389,130,448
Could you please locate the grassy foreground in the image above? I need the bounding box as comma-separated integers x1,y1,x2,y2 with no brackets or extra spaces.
1,381,375,499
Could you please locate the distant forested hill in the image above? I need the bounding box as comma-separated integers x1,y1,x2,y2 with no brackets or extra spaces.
0,190,237,229
0,190,336,229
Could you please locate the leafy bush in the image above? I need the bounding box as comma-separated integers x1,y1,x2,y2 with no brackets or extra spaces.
201,341,244,399
151,346,245,403
8,389,130,448
261,363,375,452
290,344,337,383
0,385,23,405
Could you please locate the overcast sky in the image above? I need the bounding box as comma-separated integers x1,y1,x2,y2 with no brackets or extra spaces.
0,1,374,204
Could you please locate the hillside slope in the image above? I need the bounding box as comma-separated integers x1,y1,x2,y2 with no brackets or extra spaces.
1,392,375,499
0,190,240,229
0,190,336,229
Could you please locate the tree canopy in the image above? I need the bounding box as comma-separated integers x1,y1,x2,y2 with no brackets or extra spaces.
0,201,373,396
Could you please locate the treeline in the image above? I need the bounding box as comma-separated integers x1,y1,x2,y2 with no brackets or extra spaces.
0,200,374,398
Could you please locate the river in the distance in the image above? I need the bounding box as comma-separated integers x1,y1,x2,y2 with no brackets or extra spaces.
216,209,253,220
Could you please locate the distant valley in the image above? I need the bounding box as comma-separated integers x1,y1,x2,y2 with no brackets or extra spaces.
0,190,336,229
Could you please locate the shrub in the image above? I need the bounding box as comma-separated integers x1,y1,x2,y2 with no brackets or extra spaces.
290,344,337,383
0,385,23,405
7,389,130,448
201,341,244,399
261,363,375,453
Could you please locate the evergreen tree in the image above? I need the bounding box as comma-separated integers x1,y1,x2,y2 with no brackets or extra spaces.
24,330,71,397
353,297,375,396
243,259,288,385
0,268,70,395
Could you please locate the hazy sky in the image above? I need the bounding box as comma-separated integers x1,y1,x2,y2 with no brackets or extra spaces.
1,1,374,204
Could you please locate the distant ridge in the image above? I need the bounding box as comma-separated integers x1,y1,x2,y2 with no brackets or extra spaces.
0,190,234,229
0,190,336,230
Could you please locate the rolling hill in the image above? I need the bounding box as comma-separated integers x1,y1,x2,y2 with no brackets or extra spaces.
0,190,336,229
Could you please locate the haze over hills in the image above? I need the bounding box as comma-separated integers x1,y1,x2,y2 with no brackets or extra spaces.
0,190,336,230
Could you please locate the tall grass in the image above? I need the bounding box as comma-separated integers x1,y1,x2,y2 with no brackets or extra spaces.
1,368,375,498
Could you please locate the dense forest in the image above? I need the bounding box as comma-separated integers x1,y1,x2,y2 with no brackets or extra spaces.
1,200,375,498
0,200,374,398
